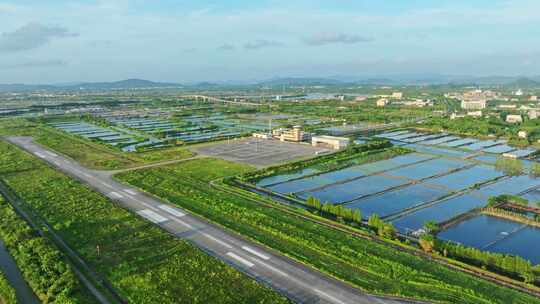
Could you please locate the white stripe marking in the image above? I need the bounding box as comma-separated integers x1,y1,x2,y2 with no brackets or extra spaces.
129,197,159,211
242,246,270,260
137,209,169,224
158,205,185,217
35,152,46,158
257,260,290,277
109,192,123,199
102,182,112,188
124,189,138,195
227,252,254,268
171,217,194,229
314,289,346,304
201,233,232,249
45,151,58,157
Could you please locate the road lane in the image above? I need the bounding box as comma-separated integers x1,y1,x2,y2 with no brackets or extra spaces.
7,136,413,304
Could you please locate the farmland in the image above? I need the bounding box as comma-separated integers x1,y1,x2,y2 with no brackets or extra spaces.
116,157,540,303
0,119,193,170
0,140,289,304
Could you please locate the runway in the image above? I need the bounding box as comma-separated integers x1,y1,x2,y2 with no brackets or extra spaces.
7,136,412,304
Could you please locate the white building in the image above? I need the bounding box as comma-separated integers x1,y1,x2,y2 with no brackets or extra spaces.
506,114,523,124
273,126,311,142
461,99,486,110
391,92,403,99
467,111,483,117
252,132,271,139
529,109,539,120
312,135,350,150
376,98,389,107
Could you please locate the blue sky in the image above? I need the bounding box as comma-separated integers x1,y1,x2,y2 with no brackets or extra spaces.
0,0,539,83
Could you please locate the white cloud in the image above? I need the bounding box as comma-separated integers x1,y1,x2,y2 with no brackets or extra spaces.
244,40,283,50
303,33,373,46
0,59,67,69
0,22,78,52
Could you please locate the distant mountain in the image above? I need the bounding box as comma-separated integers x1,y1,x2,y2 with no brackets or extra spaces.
507,77,540,88
258,77,344,86
0,79,182,92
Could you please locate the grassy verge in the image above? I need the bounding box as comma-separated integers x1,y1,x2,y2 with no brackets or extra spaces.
0,195,94,303
116,158,540,304
0,271,16,304
0,119,193,170
0,140,289,304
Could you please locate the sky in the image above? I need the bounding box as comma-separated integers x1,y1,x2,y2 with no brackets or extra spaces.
0,0,540,84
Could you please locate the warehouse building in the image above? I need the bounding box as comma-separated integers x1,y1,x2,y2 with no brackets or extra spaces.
312,135,350,150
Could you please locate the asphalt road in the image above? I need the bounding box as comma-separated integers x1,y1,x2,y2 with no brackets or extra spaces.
7,136,411,304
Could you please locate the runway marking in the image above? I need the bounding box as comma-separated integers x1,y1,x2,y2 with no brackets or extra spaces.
124,189,138,195
257,260,290,278
314,289,346,304
128,197,159,211
137,209,169,224
109,192,123,199
35,152,47,159
171,217,194,229
45,151,58,157
81,172,92,178
201,232,233,249
102,182,113,188
158,205,186,217
226,252,254,268
242,246,270,260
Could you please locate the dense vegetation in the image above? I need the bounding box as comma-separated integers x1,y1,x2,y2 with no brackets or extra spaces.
0,119,193,170
117,158,540,303
0,196,92,303
0,271,17,304
0,141,288,304
438,241,540,285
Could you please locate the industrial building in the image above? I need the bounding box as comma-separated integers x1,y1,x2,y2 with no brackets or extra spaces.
273,126,311,142
312,135,350,150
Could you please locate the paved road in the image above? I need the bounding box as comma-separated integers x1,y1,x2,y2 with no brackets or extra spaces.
7,136,412,304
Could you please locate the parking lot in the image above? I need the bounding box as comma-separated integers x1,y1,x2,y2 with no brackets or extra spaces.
193,138,328,167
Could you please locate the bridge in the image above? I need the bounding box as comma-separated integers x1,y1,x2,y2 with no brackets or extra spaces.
180,95,263,107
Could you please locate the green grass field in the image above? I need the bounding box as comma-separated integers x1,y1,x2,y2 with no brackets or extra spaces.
116,158,540,304
0,140,289,304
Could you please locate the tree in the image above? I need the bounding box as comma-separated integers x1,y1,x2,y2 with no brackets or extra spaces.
368,214,382,229
379,223,397,239
530,162,540,178
424,221,440,235
352,210,362,223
